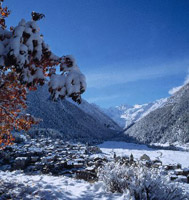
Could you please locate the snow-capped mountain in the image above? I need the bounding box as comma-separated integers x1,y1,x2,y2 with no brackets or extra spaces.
103,98,167,128
102,105,132,128
124,83,189,144
26,85,121,144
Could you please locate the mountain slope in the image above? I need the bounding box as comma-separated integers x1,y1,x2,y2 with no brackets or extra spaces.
103,99,167,128
124,83,189,144
68,99,119,130
26,85,121,144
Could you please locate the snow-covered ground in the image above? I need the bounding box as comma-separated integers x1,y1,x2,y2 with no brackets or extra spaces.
1,141,189,199
98,141,189,168
0,171,128,200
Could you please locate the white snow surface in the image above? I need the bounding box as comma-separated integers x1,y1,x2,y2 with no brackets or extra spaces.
1,141,189,199
0,171,128,200
98,141,189,168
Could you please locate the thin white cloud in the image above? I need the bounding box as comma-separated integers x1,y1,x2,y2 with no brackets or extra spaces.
169,69,189,95
85,59,189,88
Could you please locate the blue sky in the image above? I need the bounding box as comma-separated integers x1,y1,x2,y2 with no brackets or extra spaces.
6,0,189,107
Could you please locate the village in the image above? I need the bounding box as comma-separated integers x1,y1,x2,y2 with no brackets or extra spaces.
0,137,189,185
0,137,107,182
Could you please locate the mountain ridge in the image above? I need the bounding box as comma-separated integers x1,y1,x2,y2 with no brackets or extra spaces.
26,85,121,144
124,83,189,144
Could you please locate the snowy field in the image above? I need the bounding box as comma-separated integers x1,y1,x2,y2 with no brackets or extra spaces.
98,141,189,168
1,141,189,199
0,171,128,200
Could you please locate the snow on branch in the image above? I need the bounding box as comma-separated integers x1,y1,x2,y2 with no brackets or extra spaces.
0,2,86,145
0,18,86,103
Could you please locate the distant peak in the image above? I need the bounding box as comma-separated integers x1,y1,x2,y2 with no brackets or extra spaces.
116,104,131,110
133,104,143,109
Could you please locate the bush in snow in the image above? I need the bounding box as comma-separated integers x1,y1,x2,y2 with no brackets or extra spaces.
98,161,188,200
0,1,86,146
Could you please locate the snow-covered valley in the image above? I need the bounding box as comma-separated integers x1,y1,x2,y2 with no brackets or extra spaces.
0,140,189,199
1,0,189,199
1,67,189,200
1,82,188,199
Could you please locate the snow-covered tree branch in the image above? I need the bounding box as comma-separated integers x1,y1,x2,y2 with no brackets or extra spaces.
0,1,86,146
